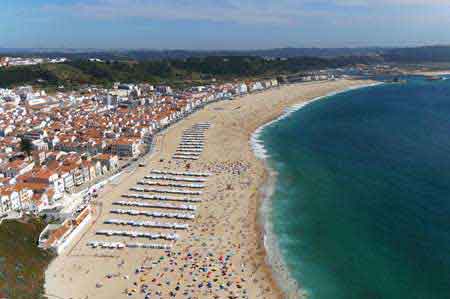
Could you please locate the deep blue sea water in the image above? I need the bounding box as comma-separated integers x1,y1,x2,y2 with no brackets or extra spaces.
260,77,450,299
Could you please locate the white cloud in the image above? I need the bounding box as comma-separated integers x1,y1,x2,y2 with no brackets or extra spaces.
40,0,342,25
330,0,450,5
40,0,450,25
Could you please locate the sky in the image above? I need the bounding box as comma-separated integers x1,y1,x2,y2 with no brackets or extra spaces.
2,0,450,50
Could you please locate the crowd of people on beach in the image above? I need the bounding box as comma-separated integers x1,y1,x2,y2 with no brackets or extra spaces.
54,117,281,298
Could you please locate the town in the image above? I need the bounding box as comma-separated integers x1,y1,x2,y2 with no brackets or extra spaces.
0,75,312,252
0,56,67,67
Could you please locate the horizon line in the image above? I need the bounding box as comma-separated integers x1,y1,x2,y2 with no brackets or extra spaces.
1,44,449,53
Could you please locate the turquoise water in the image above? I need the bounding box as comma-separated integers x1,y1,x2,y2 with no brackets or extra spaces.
260,77,450,299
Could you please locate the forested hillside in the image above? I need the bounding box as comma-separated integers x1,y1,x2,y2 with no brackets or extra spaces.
0,55,381,88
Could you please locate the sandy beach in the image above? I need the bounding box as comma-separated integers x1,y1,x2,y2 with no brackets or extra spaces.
44,79,376,299
409,70,450,76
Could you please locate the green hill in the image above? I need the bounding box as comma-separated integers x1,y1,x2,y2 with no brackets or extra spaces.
0,55,380,89
0,218,54,299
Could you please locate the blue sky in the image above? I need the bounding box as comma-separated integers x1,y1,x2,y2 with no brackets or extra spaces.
2,0,450,49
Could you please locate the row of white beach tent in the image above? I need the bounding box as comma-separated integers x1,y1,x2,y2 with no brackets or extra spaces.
181,136,204,140
137,180,205,189
177,145,203,150
178,145,204,149
87,241,172,250
88,167,210,250
177,148,204,152
179,141,204,145
104,219,189,230
181,141,204,144
112,200,196,211
184,127,210,131
151,170,211,177
182,135,205,138
172,155,199,161
185,122,211,128
174,123,211,160
179,138,205,142
184,129,207,132
183,130,206,133
177,144,204,148
175,151,201,156
111,208,196,220
123,193,202,203
180,137,205,140
96,230,179,240
185,125,210,129
179,144,203,148
130,186,202,195
181,132,205,135
175,148,203,152
145,175,207,182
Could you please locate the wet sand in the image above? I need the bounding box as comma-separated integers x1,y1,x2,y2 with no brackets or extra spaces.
44,79,375,299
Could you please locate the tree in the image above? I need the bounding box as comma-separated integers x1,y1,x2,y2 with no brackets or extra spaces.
20,138,33,155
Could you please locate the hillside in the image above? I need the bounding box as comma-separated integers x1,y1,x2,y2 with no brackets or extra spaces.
0,218,54,299
0,55,381,88
2,46,450,64
0,47,388,60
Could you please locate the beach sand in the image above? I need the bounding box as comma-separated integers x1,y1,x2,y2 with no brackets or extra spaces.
44,79,376,299
409,70,450,76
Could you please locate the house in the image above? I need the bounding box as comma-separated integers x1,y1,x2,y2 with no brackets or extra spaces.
1,160,34,178
111,138,140,157
94,154,118,171
32,150,48,165
0,125,14,136
16,182,52,208
58,154,84,189
0,177,13,186
81,160,93,183
0,57,9,67
0,185,23,213
0,188,14,213
23,129,47,141
238,83,248,95
59,161,83,188
30,192,50,213
262,80,272,89
56,169,75,193
250,81,264,92
93,159,103,176
155,85,173,94
71,167,84,187
13,184,34,211
38,205,92,252
18,168,65,200
32,139,49,151
38,218,72,250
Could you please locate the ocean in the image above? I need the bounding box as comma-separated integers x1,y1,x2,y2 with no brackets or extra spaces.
256,77,450,299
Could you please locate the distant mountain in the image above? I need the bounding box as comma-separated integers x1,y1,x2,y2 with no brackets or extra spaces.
2,45,450,70
237,47,387,58
4,46,450,63
0,47,387,61
383,46,450,63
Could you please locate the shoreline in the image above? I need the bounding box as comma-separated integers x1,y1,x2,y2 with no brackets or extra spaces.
408,70,450,76
44,79,377,299
250,82,383,299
